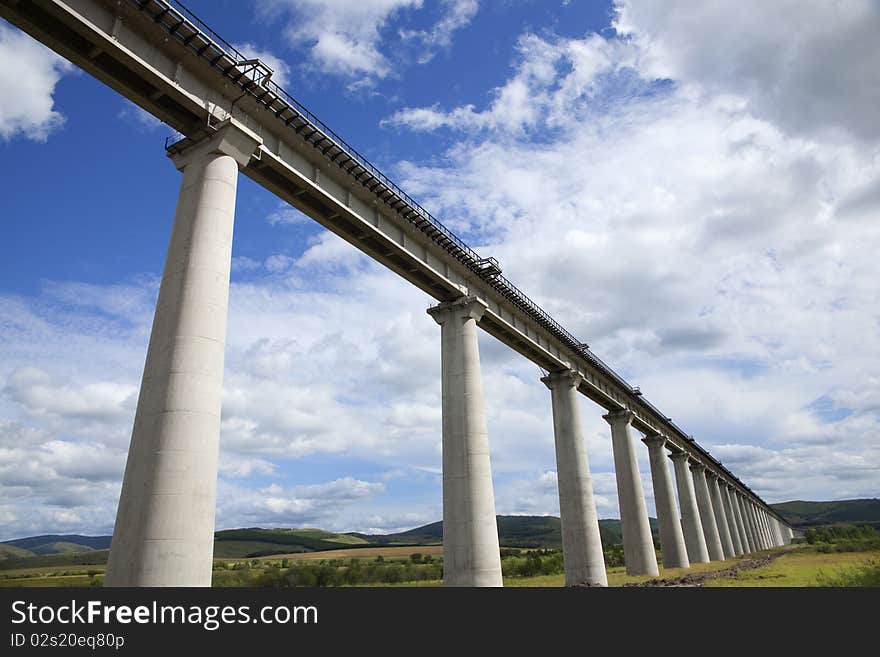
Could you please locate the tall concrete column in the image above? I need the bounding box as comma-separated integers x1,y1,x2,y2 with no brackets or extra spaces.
669,451,709,564
757,508,772,549
542,370,607,586
428,296,503,587
105,120,260,587
707,473,735,559
746,502,766,550
741,497,761,552
604,410,659,576
643,434,689,569
767,515,779,546
760,510,775,548
735,494,756,553
786,526,794,544
771,517,784,546
690,463,724,561
720,484,744,556
729,490,750,554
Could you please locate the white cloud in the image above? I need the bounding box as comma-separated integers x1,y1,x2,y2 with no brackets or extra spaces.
231,256,262,273
117,99,164,130
257,0,422,80
612,0,880,142
383,2,880,509
267,204,309,226
215,477,385,529
383,32,637,134
0,24,73,142
257,0,477,84
399,0,479,64
2,2,878,542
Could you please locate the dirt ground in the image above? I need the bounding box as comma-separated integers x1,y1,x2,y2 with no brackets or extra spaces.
623,552,785,587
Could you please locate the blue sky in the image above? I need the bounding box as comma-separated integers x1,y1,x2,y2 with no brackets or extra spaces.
1,0,878,540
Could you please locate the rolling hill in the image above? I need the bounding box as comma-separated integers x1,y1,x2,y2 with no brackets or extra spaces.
350,516,658,549
3,498,876,567
771,499,880,528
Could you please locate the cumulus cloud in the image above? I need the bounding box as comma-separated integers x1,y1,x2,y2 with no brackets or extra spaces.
257,0,478,84
116,99,164,131
215,477,385,529
613,0,880,142
383,1,880,507
256,0,422,80
399,0,478,64
2,1,877,541
0,24,73,142
383,32,638,134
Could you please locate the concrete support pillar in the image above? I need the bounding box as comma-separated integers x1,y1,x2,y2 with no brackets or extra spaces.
760,510,775,548
542,370,607,586
428,296,503,587
604,410,659,576
643,434,689,570
786,526,794,544
743,498,762,551
707,473,735,559
758,508,772,549
772,517,784,546
720,484,744,556
736,495,756,553
690,463,724,561
105,120,261,587
730,491,751,554
746,502,766,550
669,451,710,564
767,515,779,546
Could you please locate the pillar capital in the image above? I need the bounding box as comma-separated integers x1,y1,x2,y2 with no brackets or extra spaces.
541,369,583,391
602,408,633,427
641,432,667,449
689,461,706,473
668,449,691,464
427,295,488,326
704,470,719,481
170,117,263,171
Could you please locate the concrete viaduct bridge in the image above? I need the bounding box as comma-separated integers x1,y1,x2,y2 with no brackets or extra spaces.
1,0,794,586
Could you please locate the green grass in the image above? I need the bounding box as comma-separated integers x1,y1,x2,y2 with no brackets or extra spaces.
0,550,109,572
704,549,880,587
322,534,370,545
4,545,877,588
0,544,34,560
815,560,880,586
31,541,96,555
212,540,311,558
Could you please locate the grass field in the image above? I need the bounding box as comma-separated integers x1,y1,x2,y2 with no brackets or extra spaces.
262,545,444,561
2,545,877,587
704,549,879,587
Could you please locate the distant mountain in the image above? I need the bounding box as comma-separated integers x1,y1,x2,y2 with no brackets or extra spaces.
771,499,880,528
4,498,876,566
212,527,370,558
0,534,111,560
0,544,34,561
352,515,659,550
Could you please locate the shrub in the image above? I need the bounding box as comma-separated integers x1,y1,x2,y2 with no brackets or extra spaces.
815,560,880,587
